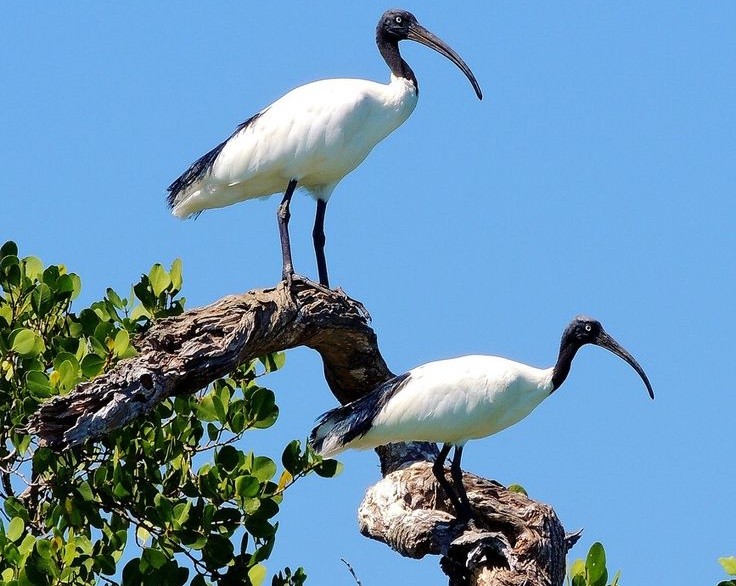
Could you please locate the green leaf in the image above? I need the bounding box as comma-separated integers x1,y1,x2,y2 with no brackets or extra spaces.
250,387,278,429
202,535,234,568
56,273,75,295
571,576,586,586
96,554,117,576
569,558,585,578
196,395,219,422
259,352,286,373
173,501,191,526
81,353,105,378
11,328,45,357
141,547,168,571
106,287,125,309
113,329,133,358
721,557,736,576
1,253,19,272
26,371,52,398
75,481,94,502
216,445,240,472
56,359,79,391
170,258,183,291
68,273,82,299
113,482,131,499
281,440,303,475
22,256,44,280
248,564,267,586
314,458,343,478
1,241,18,258
30,283,52,315
136,526,151,545
149,263,170,297
7,516,25,542
235,475,260,498
19,533,36,556
35,538,52,560
251,456,276,483
4,497,28,520
122,558,143,583
213,393,227,422
244,517,275,539
2,255,21,287
507,483,528,496
585,542,608,586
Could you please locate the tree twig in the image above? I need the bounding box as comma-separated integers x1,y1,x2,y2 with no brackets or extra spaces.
341,558,364,586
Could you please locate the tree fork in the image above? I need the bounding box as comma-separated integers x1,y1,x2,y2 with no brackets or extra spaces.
29,277,577,585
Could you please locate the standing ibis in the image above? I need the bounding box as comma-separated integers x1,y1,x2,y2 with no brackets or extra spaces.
167,9,482,288
309,316,654,521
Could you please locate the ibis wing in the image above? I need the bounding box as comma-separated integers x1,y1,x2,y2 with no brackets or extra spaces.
166,111,264,216
308,372,411,457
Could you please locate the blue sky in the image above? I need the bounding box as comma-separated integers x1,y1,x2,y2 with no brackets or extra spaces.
2,2,735,584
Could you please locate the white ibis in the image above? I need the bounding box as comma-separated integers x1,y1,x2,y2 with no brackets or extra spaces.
309,316,654,520
167,9,482,288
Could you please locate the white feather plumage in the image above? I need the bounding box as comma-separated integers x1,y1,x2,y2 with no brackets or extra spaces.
170,76,417,218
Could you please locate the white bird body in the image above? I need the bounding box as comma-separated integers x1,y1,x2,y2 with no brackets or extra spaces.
170,75,418,218
167,9,482,288
315,355,553,457
309,316,654,520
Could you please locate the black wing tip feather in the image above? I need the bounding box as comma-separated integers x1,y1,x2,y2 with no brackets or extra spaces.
308,371,412,452
165,111,265,210
166,140,228,209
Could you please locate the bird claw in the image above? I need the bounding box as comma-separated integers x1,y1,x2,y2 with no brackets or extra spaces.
282,272,335,296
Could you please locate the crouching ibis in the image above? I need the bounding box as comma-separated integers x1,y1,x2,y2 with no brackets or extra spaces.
167,9,482,288
309,316,654,521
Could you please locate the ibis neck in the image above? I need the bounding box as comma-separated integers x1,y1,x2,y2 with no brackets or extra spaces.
377,34,418,93
550,340,582,391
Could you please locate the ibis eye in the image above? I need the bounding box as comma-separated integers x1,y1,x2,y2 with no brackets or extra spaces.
395,15,403,24
584,324,592,332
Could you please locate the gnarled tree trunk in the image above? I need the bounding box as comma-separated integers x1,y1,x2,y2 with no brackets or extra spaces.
29,278,577,585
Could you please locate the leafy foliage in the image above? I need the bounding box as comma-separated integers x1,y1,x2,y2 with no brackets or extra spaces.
568,542,620,586
719,556,736,586
0,241,338,585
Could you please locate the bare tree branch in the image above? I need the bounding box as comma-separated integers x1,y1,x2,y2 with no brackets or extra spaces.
28,277,575,585
358,462,569,586
28,278,390,448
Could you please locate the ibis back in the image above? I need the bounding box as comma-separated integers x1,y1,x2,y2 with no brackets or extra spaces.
169,76,418,218
313,355,554,457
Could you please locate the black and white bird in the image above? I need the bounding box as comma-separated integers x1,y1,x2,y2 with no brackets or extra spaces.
309,316,654,520
167,9,482,288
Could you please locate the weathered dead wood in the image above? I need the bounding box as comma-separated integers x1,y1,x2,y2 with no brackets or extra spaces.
28,277,576,585
28,278,390,448
358,462,575,586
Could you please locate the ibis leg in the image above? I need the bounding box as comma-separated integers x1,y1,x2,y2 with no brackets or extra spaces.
432,443,470,522
450,446,472,516
277,179,298,283
312,199,329,288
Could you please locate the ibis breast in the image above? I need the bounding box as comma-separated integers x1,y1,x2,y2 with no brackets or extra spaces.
354,355,554,448
171,76,418,217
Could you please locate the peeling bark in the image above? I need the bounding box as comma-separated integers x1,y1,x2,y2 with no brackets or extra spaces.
358,462,570,586
28,278,575,585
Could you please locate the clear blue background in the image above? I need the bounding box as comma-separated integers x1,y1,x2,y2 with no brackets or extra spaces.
2,2,734,584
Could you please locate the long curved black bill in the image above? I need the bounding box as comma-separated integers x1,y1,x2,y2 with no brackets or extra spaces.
595,330,655,399
407,23,483,100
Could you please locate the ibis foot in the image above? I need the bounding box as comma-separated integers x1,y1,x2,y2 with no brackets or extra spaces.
433,443,474,524
281,270,334,297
